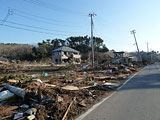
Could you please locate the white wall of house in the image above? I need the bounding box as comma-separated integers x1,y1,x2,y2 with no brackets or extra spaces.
61,51,69,59
72,53,81,59
52,51,81,64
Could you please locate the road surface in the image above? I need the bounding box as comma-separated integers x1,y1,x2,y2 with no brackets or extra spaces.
77,63,160,120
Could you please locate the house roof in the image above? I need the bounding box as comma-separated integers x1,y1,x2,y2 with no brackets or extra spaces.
53,46,80,53
114,52,125,54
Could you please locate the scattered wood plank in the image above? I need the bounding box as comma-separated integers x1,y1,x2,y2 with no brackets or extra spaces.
1,106,18,115
62,97,76,120
62,86,79,91
94,76,110,80
45,83,56,88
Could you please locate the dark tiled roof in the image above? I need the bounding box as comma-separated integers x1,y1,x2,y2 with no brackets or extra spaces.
53,46,79,53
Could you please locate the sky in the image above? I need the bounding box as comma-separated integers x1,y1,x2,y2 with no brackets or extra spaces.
0,0,160,52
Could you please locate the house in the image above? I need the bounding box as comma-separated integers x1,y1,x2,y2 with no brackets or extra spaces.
52,46,81,64
112,52,132,64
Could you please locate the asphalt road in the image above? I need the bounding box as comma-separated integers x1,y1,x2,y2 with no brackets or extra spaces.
77,63,160,120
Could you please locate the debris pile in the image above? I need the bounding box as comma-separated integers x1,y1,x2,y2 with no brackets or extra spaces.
0,63,142,120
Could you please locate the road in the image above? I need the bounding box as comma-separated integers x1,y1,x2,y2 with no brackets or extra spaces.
77,63,160,120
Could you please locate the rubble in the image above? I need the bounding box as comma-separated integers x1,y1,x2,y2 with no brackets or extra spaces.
57,95,63,102
13,113,23,120
45,83,56,88
27,115,35,120
7,79,18,83
20,104,29,109
103,82,119,89
78,100,87,107
103,82,119,87
0,63,142,120
62,85,79,91
25,108,37,115
1,106,19,115
62,97,76,120
3,85,26,99
0,90,15,101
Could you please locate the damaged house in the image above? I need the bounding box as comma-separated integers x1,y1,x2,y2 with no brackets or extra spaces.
52,46,81,64
112,52,134,64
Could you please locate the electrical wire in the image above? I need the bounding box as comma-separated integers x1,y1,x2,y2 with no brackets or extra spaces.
96,16,111,27
23,0,87,16
25,0,87,16
14,13,80,28
0,23,72,36
12,8,72,23
0,19,86,34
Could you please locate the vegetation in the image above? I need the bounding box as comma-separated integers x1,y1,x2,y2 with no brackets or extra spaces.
0,73,31,82
0,43,33,60
0,36,109,61
31,36,109,61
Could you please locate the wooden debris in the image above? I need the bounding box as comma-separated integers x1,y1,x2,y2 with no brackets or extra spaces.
45,83,56,87
79,86,94,89
1,106,18,115
117,74,127,79
57,95,63,102
94,76,110,80
62,97,76,120
62,85,79,91
7,79,18,83
79,100,87,107
76,75,86,81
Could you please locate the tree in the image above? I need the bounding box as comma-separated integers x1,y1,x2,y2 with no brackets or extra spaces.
30,36,109,61
51,39,65,48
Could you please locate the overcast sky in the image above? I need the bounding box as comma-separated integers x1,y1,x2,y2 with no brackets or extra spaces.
0,0,159,52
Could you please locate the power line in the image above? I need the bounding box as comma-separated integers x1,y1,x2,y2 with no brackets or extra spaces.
0,19,85,34
23,0,87,16
12,8,72,23
14,13,79,28
0,23,71,36
106,39,133,45
96,16,111,27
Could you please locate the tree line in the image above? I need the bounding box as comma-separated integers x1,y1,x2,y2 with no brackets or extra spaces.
0,43,33,61
0,36,109,61
31,36,109,60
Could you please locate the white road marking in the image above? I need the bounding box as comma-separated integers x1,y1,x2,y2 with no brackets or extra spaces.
117,72,138,90
76,66,146,120
76,91,117,120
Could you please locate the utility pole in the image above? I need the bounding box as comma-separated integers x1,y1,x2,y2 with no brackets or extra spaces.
0,9,13,25
150,48,153,63
89,13,96,69
146,42,150,63
131,30,142,62
146,42,149,53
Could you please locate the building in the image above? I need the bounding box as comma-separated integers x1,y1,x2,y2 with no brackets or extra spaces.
112,52,133,64
52,46,81,64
